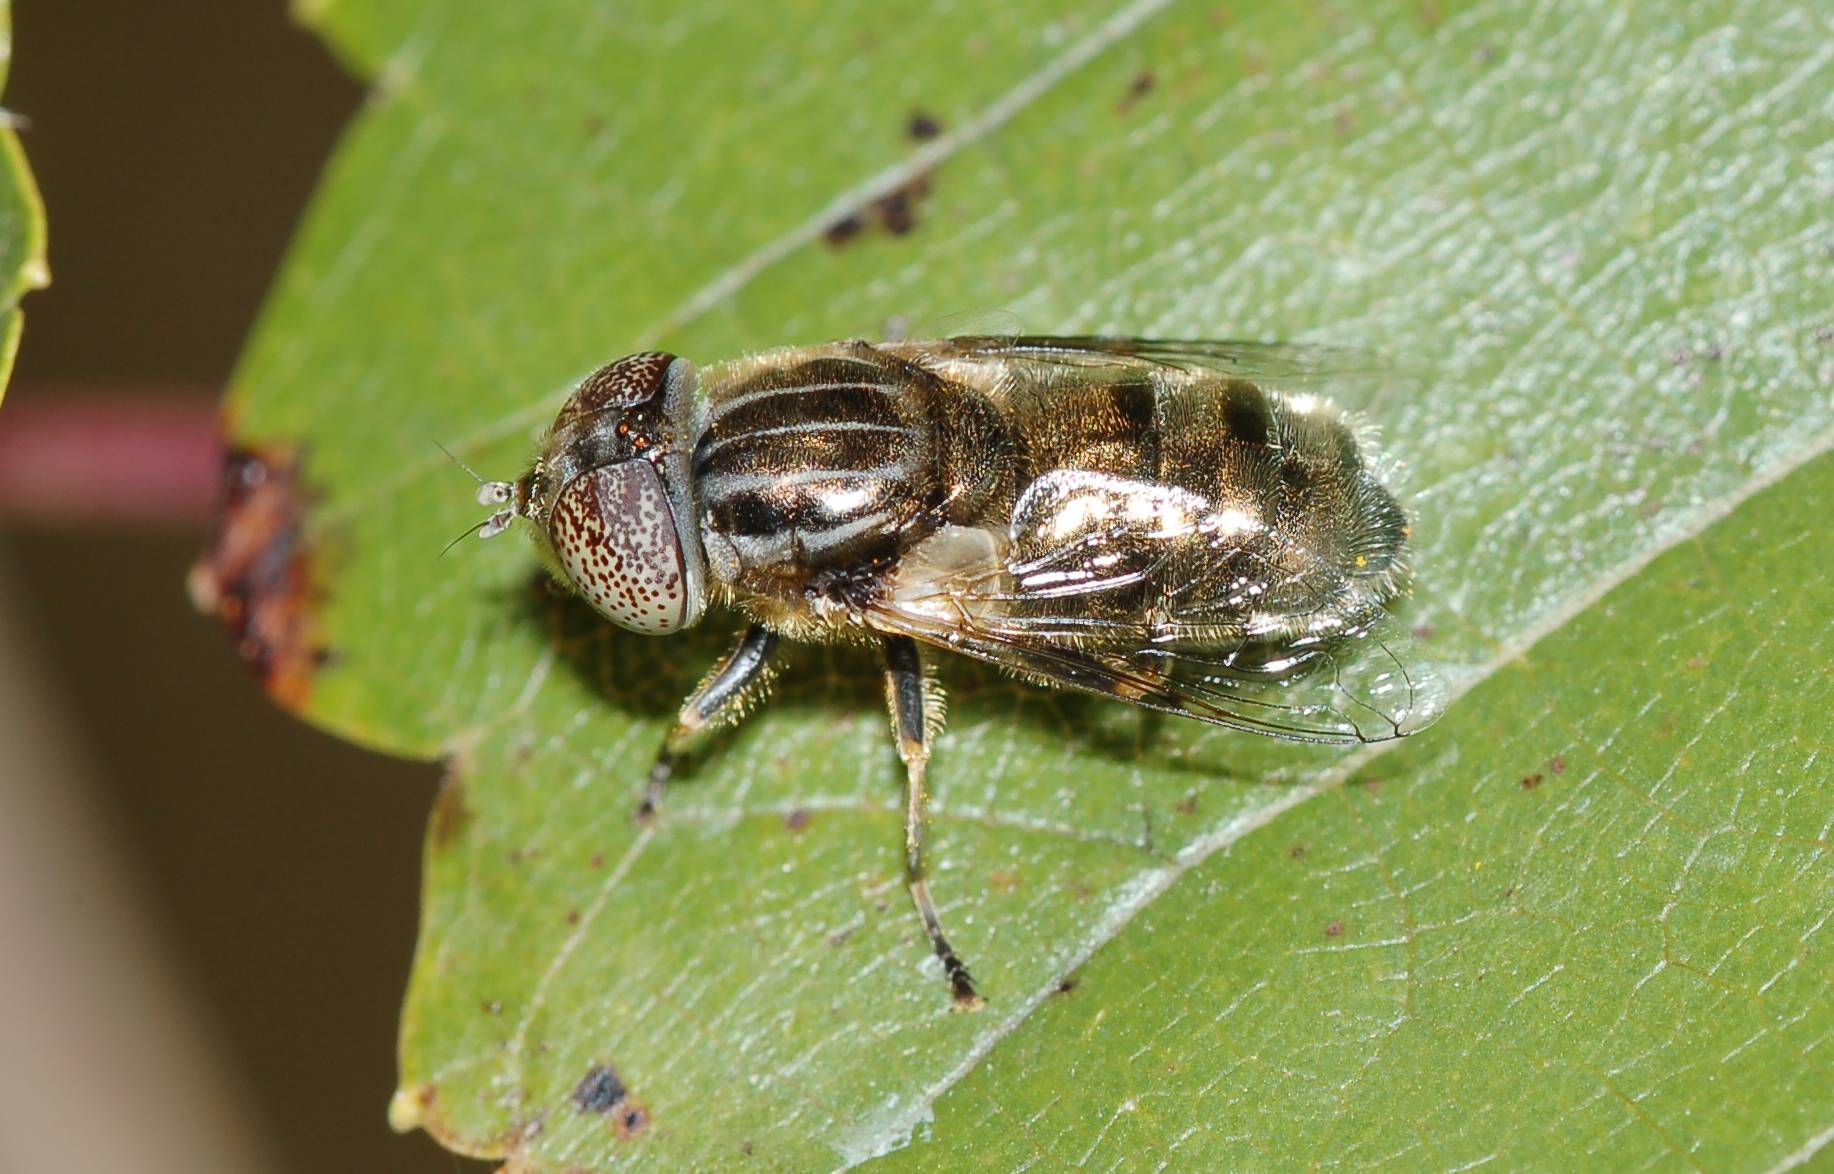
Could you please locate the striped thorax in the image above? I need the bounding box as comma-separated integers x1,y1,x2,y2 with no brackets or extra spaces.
688,343,1008,625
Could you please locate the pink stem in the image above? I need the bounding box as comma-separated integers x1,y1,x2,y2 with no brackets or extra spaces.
0,390,221,526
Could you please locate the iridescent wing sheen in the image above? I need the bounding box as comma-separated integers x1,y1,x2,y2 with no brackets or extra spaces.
867,545,1444,744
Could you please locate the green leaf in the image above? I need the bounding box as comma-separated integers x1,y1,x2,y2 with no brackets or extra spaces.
220,0,1832,1167
883,452,1834,1171
0,0,50,404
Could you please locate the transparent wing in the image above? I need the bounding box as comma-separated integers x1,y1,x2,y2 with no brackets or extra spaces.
866,507,1444,744
868,336,1438,743
898,334,1391,386
869,578,1444,744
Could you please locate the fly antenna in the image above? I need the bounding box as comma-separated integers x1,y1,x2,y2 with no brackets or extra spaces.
436,441,489,485
436,441,517,510
438,519,484,559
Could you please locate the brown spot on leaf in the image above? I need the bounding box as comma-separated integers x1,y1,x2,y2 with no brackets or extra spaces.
1174,795,1199,817
988,867,1021,892
1054,976,1079,996
590,852,605,869
616,1103,651,1139
188,444,329,709
566,908,581,926
906,110,943,141
1289,844,1307,860
1324,920,1345,937
573,1064,649,1138
1118,69,1156,112
429,777,473,853
784,808,811,833
1520,772,1545,791
1550,755,1567,775
823,213,866,246
877,177,928,234
824,173,935,247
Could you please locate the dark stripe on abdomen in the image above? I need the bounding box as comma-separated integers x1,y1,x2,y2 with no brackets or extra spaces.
697,357,935,571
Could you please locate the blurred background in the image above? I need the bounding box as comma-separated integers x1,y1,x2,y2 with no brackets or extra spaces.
0,3,487,1170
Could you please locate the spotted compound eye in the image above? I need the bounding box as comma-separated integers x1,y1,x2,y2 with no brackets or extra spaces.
548,461,689,634
573,351,677,413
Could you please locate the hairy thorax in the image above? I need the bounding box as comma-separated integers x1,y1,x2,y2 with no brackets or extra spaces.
688,342,1012,634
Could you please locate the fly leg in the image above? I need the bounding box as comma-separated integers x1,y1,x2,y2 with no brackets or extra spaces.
638,624,779,822
882,635,983,1009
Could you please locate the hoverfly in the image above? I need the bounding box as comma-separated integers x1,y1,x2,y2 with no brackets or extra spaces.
466,336,1443,1007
